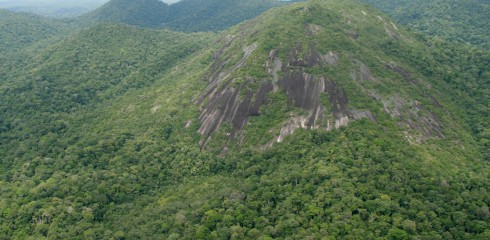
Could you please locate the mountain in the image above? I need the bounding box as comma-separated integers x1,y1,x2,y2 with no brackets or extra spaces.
0,0,489,239
164,0,288,32
82,0,169,27
0,22,214,162
0,10,70,52
361,0,490,49
81,0,299,31
0,10,75,86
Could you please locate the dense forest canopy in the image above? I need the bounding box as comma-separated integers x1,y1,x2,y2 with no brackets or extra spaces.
0,10,70,52
81,0,170,28
0,0,488,239
361,0,490,49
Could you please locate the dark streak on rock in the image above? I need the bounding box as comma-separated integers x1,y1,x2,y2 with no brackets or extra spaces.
347,30,359,40
279,43,355,129
325,80,349,119
279,69,327,127
382,95,445,141
351,60,376,82
308,43,325,67
413,101,445,139
430,96,443,109
349,110,377,122
386,63,418,85
198,80,273,143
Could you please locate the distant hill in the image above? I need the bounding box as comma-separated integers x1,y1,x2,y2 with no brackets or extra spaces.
0,9,74,78
165,0,286,32
82,0,169,27
0,10,70,52
361,0,490,49
81,0,298,31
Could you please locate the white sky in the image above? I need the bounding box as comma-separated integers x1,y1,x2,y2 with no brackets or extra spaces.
0,0,183,17
0,0,182,8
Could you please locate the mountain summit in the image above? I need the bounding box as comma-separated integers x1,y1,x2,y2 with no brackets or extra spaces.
197,0,452,149
0,0,488,239
82,0,169,27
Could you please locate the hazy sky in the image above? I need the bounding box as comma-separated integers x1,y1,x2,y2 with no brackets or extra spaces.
0,0,106,8
0,0,183,17
163,0,182,3
0,0,182,7
0,0,182,16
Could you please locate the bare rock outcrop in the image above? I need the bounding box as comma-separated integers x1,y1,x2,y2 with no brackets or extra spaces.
323,52,340,66
381,95,445,143
198,41,374,147
386,63,418,85
198,80,273,140
351,60,376,82
197,40,275,146
269,45,375,144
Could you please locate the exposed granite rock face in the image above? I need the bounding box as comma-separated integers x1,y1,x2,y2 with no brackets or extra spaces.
199,43,446,149
275,116,309,143
198,40,258,104
272,62,378,144
271,72,356,144
323,51,340,66
197,40,374,147
386,63,418,85
285,43,324,68
278,43,353,129
380,95,445,143
384,22,399,39
268,44,377,144
198,81,273,141
373,63,444,142
195,14,444,148
279,71,328,129
325,80,351,129
265,49,282,92
306,24,322,36
351,60,376,82
347,30,359,40
349,110,376,122
196,37,275,146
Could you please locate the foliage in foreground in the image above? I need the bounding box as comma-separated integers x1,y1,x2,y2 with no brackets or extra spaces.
0,0,489,239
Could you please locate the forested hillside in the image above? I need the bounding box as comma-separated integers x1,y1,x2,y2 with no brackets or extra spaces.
0,9,75,95
82,0,169,28
164,0,288,32
80,0,299,31
0,10,70,52
361,0,490,49
0,0,489,239
0,22,214,169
